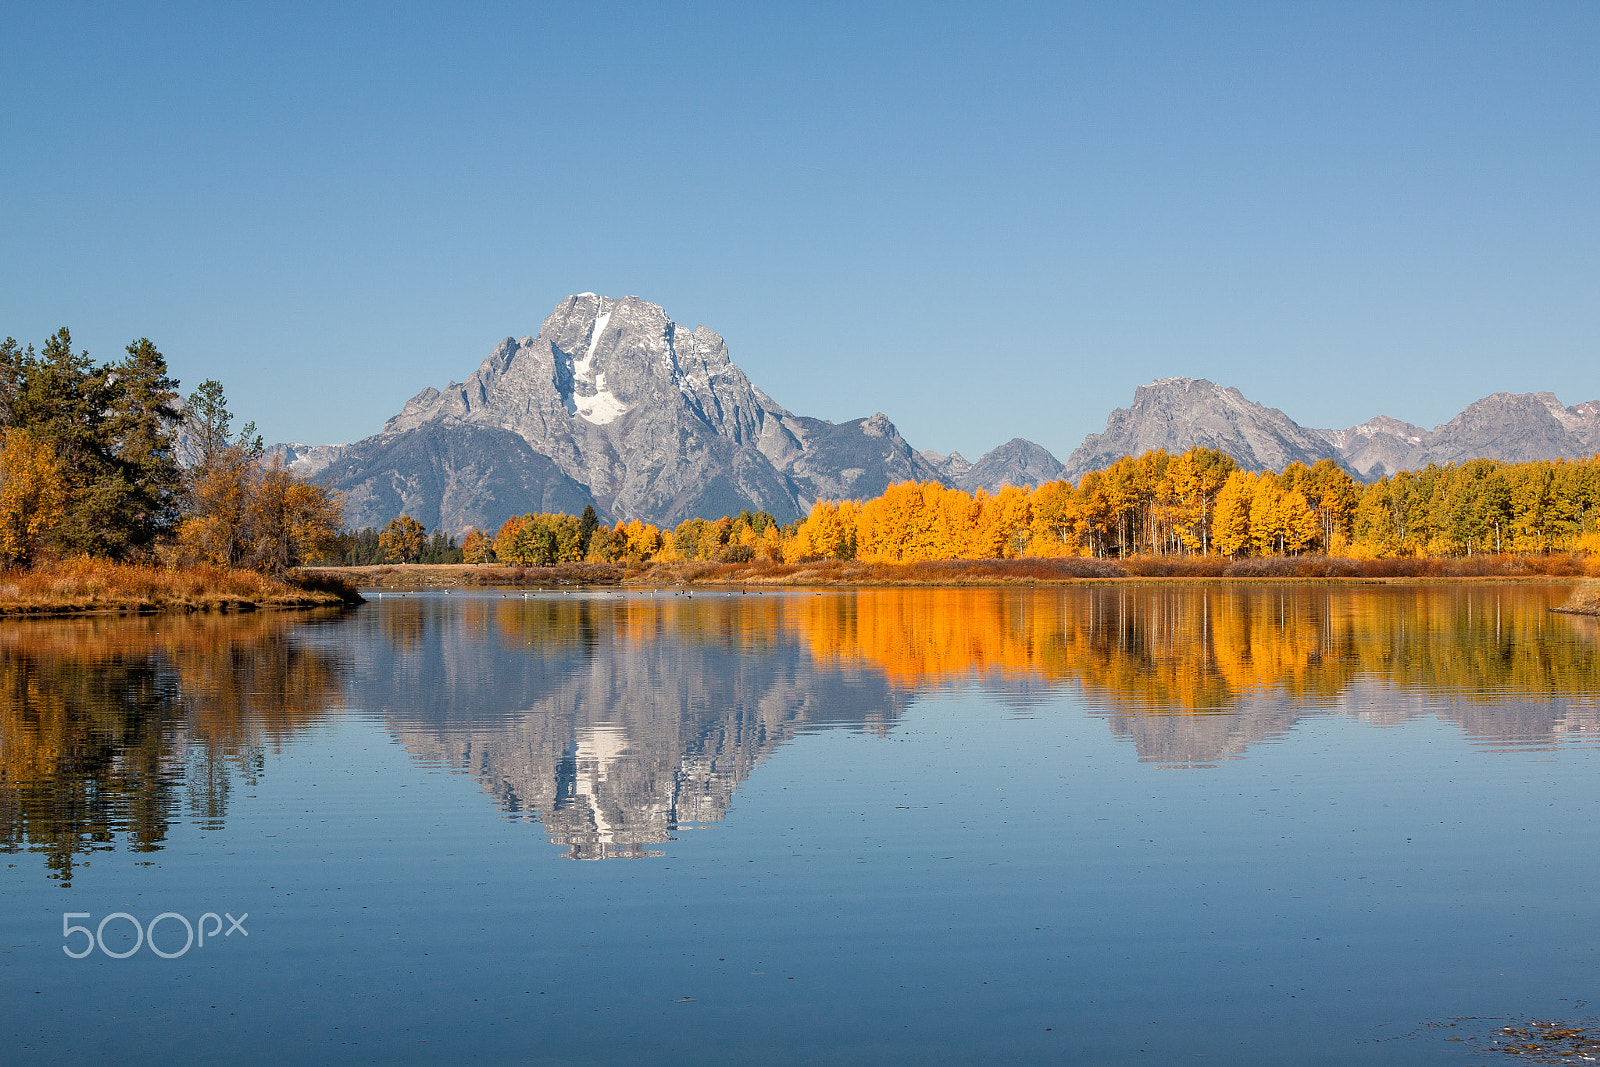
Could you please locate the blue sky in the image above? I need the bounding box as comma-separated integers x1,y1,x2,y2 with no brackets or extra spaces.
3,3,1596,460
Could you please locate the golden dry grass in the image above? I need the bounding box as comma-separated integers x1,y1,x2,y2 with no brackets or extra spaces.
1554,582,1600,615
0,557,359,615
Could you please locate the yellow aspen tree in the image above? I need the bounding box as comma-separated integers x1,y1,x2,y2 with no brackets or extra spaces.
461,528,492,564
922,484,973,560
784,504,828,562
1165,447,1236,555
641,523,664,558
982,484,1031,558
1211,472,1255,558
856,482,924,563
493,516,527,563
792,501,852,560
1249,475,1284,556
851,497,883,562
1074,470,1114,557
0,428,67,566
897,482,945,561
379,515,427,563
1281,488,1320,555
178,444,256,567
760,523,784,561
246,459,344,577
835,500,859,559
1024,480,1077,556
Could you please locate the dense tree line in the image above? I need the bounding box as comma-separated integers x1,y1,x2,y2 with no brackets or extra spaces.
481,507,780,566
0,328,342,575
317,522,463,565
396,448,1599,569
786,450,1600,562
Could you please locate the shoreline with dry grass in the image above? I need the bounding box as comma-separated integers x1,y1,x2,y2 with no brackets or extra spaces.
0,558,363,616
1551,582,1600,616
301,553,1599,591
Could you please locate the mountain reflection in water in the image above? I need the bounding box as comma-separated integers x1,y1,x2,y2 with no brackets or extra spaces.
1,585,1594,868
355,594,910,859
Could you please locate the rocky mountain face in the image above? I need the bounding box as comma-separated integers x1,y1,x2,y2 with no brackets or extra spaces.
1062,378,1344,481
292,294,941,532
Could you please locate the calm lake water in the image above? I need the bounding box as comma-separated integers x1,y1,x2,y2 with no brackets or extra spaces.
3,583,1598,1064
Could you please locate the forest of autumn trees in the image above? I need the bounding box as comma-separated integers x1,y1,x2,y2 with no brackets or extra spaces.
432,447,1600,569
0,328,342,576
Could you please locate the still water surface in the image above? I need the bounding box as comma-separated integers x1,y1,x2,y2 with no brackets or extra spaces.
2,584,1598,1063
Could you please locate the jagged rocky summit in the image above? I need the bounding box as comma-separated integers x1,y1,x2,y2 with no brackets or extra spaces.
1062,377,1600,482
286,294,947,532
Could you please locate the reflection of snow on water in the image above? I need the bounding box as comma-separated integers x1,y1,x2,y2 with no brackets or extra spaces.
568,722,635,842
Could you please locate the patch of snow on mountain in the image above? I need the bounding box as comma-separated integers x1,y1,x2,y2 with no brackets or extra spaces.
569,309,628,424
578,372,629,424
583,311,611,364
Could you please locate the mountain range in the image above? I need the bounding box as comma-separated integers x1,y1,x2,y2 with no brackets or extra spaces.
1060,377,1598,482
275,294,1598,532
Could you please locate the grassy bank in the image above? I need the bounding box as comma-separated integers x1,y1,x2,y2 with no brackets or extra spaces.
1553,582,1600,616
302,553,1598,590
0,558,363,616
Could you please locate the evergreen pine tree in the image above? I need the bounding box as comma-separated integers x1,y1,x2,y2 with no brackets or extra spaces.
108,338,185,549
577,505,599,558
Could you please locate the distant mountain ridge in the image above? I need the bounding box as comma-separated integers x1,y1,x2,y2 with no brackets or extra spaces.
272,295,1596,533
1062,378,1599,483
923,438,1065,493
1323,391,1600,478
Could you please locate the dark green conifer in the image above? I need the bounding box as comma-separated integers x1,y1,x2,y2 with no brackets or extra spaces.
108,338,185,549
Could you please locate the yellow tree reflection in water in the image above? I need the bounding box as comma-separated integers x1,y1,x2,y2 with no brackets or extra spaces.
784,585,1600,763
